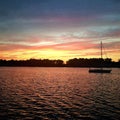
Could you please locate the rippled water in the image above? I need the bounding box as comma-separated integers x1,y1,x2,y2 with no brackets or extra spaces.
0,67,120,120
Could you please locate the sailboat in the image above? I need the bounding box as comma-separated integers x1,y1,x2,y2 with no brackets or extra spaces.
89,41,112,73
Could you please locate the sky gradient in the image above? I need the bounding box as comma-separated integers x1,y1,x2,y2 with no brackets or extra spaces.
0,0,120,61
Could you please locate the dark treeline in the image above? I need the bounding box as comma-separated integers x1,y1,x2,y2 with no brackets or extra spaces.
66,58,120,68
0,58,120,67
0,59,64,67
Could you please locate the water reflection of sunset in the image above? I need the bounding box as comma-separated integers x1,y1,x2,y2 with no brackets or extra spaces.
1,67,119,119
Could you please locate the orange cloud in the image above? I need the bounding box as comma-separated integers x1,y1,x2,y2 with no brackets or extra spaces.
0,41,119,61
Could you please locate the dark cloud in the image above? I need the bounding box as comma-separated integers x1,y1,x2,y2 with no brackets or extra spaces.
0,0,120,20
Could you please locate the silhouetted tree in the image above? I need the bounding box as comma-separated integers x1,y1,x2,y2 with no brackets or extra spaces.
0,58,119,67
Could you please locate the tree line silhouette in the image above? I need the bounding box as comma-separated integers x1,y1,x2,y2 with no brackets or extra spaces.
0,59,64,67
0,58,120,67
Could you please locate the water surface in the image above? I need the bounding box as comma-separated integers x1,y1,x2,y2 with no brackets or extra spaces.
0,67,120,120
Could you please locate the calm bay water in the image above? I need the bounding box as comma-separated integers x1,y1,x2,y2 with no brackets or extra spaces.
0,67,120,120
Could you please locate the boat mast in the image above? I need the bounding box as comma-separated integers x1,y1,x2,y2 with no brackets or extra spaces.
100,41,103,69
101,41,102,59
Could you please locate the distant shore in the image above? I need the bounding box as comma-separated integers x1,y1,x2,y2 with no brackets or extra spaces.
0,58,120,68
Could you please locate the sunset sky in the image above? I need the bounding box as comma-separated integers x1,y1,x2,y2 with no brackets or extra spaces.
0,0,120,61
